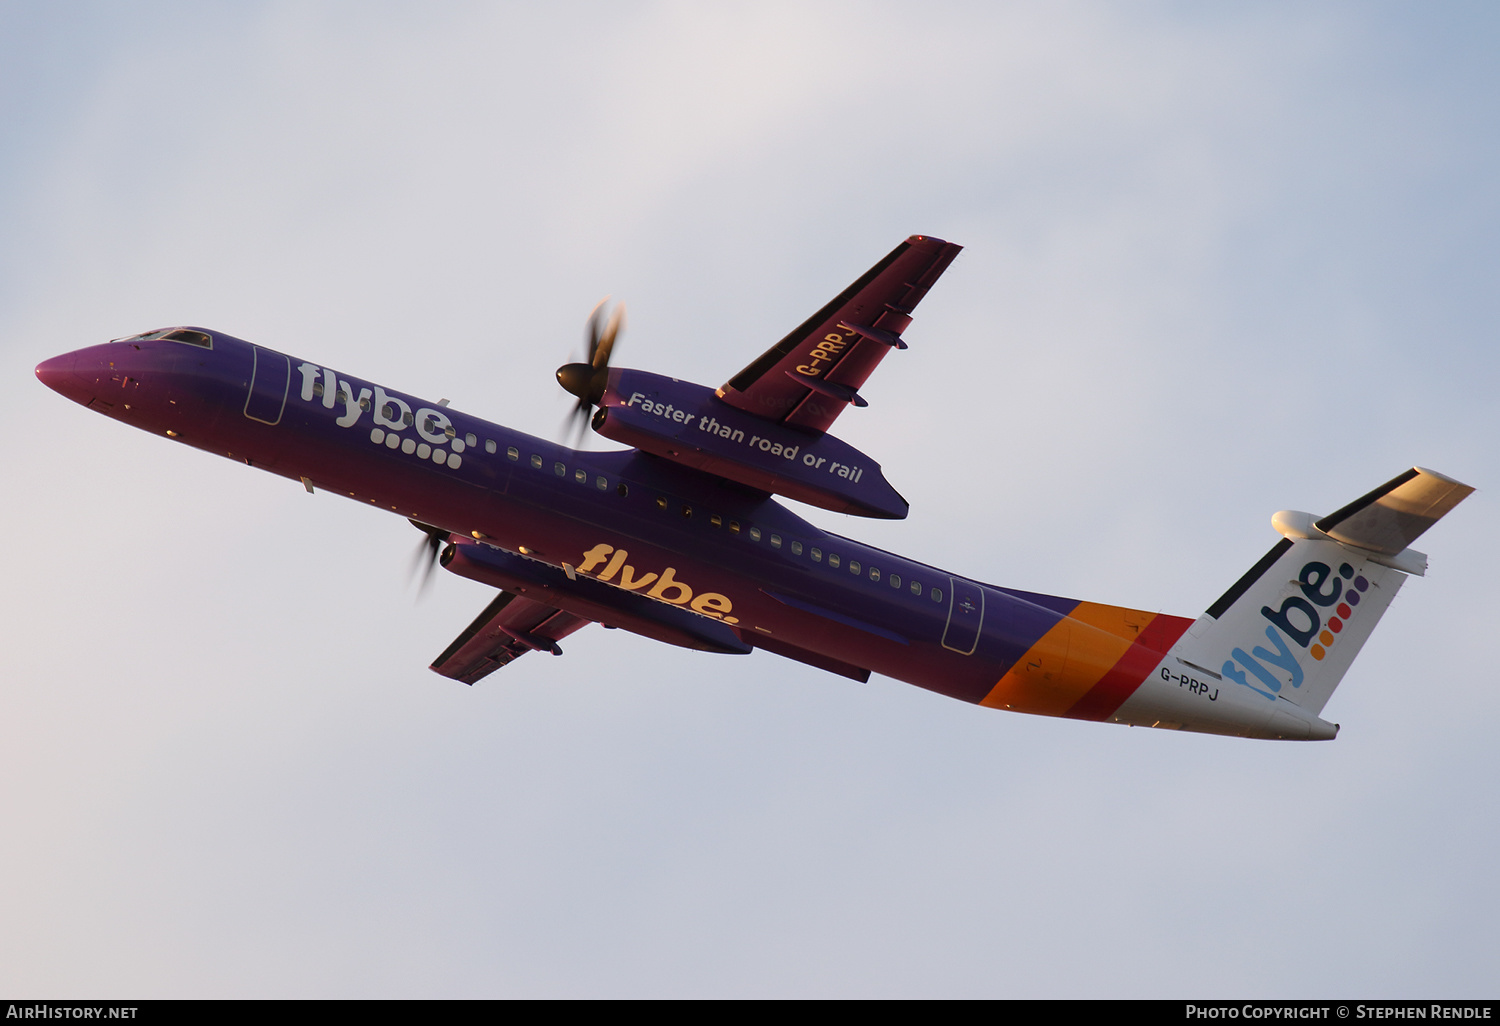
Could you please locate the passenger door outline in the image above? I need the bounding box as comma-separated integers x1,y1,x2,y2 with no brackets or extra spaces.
941,577,984,655
244,347,289,425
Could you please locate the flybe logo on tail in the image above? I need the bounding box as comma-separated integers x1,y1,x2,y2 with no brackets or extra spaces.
1223,559,1371,701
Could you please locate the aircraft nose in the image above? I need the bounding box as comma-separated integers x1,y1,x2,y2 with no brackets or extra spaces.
35,352,92,405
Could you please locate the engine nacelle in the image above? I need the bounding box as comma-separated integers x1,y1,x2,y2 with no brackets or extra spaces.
441,540,752,655
593,369,908,519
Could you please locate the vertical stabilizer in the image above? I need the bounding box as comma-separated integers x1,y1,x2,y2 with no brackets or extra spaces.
1171,468,1472,718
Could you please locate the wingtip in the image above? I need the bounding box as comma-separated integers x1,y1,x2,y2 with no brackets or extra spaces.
907,234,962,253
1413,466,1476,493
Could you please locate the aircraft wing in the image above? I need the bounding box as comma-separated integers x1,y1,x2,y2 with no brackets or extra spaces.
429,591,590,684
715,235,962,433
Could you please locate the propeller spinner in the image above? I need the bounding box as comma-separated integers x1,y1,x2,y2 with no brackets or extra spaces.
556,298,624,440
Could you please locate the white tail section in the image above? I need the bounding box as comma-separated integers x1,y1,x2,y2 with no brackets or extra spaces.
1173,539,1402,715
1171,468,1471,717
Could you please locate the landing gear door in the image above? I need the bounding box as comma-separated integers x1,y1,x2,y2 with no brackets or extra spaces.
941,577,984,655
244,347,290,425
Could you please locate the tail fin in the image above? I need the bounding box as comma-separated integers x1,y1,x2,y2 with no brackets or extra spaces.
1172,468,1472,717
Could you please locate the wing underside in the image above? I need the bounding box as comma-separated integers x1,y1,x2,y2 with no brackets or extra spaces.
716,235,962,433
429,591,590,685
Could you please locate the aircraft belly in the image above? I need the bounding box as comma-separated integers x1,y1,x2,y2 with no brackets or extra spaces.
1112,665,1338,740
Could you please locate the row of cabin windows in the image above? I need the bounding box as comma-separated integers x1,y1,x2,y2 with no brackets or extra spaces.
664,494,944,604
353,420,954,607
501,446,946,604
507,446,622,494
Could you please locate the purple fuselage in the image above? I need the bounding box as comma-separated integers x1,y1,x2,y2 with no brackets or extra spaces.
36,329,1122,710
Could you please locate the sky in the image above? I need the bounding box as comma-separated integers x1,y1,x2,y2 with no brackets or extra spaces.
1,1,1497,999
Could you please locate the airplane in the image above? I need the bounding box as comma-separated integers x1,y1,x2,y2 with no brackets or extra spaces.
34,235,1473,741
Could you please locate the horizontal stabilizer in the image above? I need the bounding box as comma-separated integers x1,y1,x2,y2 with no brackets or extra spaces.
1315,467,1474,556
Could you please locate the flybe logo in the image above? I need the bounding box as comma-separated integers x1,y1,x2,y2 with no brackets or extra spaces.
1222,559,1371,701
577,544,739,624
296,363,466,469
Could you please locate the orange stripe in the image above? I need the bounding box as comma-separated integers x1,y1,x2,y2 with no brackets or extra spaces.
1065,613,1195,721
981,603,1159,717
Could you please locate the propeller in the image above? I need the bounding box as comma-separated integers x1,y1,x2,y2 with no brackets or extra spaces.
408,519,449,597
556,297,624,442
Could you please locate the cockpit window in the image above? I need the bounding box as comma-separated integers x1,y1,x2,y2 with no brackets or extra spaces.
113,327,214,349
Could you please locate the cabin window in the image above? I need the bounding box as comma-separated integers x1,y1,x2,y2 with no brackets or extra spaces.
890,574,901,588
931,588,943,602
770,534,782,549
849,561,861,575
466,432,477,447
910,580,922,595
554,462,566,477
403,411,414,427
828,554,840,568
656,496,668,510
504,445,516,459
595,476,608,490
359,396,370,411
617,483,629,497
790,541,803,556
312,381,324,397
574,468,588,484
749,527,761,542
810,547,821,562
335,388,347,404
710,514,722,527
869,567,880,582
530,454,542,469
729,521,740,534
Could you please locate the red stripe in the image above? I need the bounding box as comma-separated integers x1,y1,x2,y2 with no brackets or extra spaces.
1064,614,1194,721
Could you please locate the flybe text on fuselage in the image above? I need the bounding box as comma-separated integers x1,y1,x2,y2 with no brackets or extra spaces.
294,362,467,469
575,543,739,623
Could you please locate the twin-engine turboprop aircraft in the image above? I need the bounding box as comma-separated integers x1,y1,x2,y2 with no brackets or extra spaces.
36,236,1473,740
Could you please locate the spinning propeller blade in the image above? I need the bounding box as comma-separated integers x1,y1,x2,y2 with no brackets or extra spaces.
408,519,448,597
556,297,624,442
